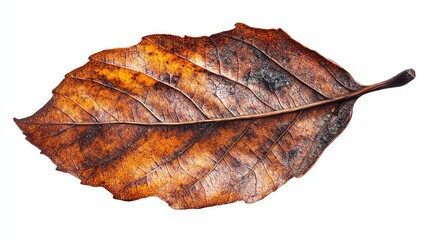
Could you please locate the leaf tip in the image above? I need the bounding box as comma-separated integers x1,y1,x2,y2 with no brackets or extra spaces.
13,117,25,131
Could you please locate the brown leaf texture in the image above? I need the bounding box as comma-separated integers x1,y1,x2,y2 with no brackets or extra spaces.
14,23,415,209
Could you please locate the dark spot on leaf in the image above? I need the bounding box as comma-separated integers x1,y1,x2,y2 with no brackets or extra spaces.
136,176,147,186
230,157,241,168
80,126,101,148
289,149,297,159
171,74,180,86
252,48,264,61
153,82,162,91
320,135,330,145
252,66,290,91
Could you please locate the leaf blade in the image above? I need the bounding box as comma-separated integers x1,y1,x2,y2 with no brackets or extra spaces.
14,24,414,209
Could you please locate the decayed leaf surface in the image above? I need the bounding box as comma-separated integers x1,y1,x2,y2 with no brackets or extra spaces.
15,23,414,209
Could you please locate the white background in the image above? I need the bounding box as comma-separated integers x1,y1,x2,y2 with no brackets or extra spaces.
1,0,428,239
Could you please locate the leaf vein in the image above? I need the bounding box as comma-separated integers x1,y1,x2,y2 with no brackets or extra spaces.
71,76,163,122
181,119,254,196
147,36,278,111
230,111,302,197
116,123,218,195
90,57,210,120
220,33,330,99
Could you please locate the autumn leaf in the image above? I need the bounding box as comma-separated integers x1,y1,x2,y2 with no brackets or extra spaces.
14,23,415,209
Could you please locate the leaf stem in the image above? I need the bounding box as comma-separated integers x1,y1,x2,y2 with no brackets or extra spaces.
358,69,415,96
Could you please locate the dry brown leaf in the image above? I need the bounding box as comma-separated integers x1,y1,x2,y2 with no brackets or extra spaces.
14,23,415,209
